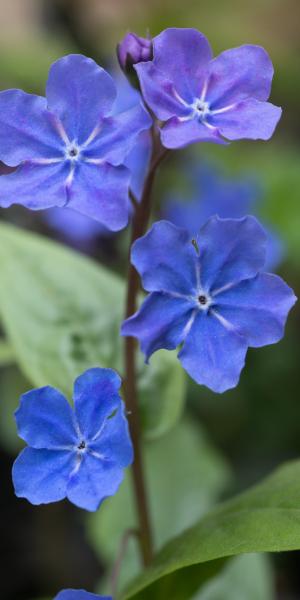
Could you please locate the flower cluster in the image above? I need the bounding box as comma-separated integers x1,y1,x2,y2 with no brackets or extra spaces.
13,368,133,511
0,24,296,599
122,218,296,392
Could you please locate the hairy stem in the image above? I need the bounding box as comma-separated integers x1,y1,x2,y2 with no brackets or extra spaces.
123,126,169,567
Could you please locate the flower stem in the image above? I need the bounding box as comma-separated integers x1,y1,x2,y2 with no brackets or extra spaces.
123,127,169,567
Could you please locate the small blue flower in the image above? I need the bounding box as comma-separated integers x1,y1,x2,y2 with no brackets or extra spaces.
54,591,111,600
12,368,133,511
0,54,151,230
122,219,296,393
163,164,284,270
117,32,153,72
135,28,281,148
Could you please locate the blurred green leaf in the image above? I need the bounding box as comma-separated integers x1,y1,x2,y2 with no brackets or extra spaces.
0,339,15,366
0,222,185,439
124,459,300,599
193,553,273,600
89,418,230,593
0,365,29,453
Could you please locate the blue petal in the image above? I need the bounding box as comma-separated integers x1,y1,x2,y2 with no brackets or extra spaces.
206,45,275,108
124,130,151,200
121,292,193,361
73,368,122,441
0,90,63,166
0,161,70,209
12,448,75,505
135,28,212,117
161,117,226,149
210,98,282,141
85,103,151,166
15,386,78,449
135,62,191,121
55,591,111,600
178,311,248,393
66,453,124,511
214,273,297,347
131,220,198,295
89,403,133,468
67,162,130,230
197,216,267,292
46,54,116,144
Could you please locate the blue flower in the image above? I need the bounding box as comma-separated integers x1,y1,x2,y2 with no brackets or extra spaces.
117,32,153,72
42,68,151,249
135,28,282,149
12,368,133,511
121,219,296,393
163,164,284,270
54,591,111,600
0,54,151,230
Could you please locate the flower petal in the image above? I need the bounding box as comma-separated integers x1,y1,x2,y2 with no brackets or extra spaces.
67,453,124,511
46,54,116,144
73,368,122,441
124,130,151,200
211,98,282,141
12,448,74,505
206,45,275,108
136,28,212,115
89,403,133,468
0,90,63,166
161,117,226,149
68,162,130,230
0,161,69,209
15,386,78,449
131,220,198,295
197,216,267,292
135,62,191,121
178,311,247,392
84,103,151,166
214,273,297,347
121,292,193,362
55,591,111,600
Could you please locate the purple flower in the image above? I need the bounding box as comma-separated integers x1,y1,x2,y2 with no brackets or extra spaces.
54,591,111,600
122,219,296,393
135,28,282,149
0,54,151,230
117,33,153,71
164,164,284,270
12,368,133,511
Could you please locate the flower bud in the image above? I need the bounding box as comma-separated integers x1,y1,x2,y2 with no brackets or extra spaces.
117,33,153,73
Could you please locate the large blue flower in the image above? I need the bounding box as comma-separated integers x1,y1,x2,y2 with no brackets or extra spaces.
12,368,133,511
0,54,151,230
122,219,296,393
54,590,111,600
135,28,282,148
163,163,284,270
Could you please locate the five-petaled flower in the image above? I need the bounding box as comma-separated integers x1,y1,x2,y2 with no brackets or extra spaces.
54,590,111,600
0,54,151,230
121,218,296,393
135,28,282,148
12,368,133,511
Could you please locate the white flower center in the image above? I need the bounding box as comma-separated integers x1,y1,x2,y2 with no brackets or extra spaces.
193,99,211,121
66,143,81,161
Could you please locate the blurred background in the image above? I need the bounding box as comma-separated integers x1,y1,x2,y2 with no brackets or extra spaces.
0,0,299,599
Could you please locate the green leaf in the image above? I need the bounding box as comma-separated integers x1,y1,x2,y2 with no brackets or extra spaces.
88,418,230,593
123,460,300,599
0,222,185,439
194,554,273,600
0,365,30,453
0,338,15,366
